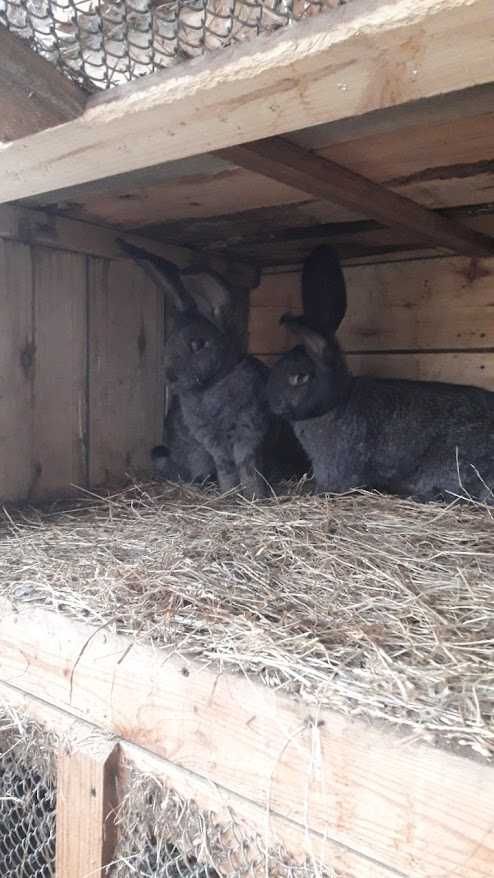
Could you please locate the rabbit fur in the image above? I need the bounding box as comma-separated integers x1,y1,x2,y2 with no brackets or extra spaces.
119,240,308,496
267,247,494,504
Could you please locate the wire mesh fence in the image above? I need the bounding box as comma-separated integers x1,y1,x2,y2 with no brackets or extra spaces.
0,732,56,878
0,0,347,91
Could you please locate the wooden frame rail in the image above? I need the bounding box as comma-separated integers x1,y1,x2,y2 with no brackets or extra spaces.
220,139,494,256
1,0,494,203
0,204,259,289
0,602,493,877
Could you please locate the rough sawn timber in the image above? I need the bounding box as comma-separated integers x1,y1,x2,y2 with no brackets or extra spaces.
220,139,494,256
56,740,119,878
0,603,492,877
1,0,494,202
0,25,87,142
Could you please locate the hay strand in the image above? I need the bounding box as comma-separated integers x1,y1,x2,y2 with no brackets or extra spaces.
1,484,493,759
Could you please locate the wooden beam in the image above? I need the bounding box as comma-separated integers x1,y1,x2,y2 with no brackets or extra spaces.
0,604,493,878
0,26,87,142
17,84,494,215
56,739,119,878
219,139,494,256
1,0,494,202
0,205,259,289
0,682,392,877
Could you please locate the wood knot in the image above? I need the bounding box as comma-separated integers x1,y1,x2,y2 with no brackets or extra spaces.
20,340,36,378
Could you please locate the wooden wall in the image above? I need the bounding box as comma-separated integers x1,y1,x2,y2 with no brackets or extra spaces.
0,229,164,503
249,255,494,389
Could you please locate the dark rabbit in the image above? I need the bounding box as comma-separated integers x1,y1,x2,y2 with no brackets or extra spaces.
151,396,215,484
267,253,494,504
120,240,297,497
290,244,347,338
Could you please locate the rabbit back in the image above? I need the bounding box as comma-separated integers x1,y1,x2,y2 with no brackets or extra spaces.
294,375,494,502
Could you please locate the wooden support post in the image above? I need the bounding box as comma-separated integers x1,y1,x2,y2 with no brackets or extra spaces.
56,740,120,878
0,26,87,142
219,138,494,257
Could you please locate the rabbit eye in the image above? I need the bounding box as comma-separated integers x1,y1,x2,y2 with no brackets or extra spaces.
190,338,206,353
289,372,310,387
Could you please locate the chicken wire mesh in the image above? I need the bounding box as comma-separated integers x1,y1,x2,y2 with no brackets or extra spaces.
112,769,334,877
0,0,348,91
0,715,333,878
0,728,56,878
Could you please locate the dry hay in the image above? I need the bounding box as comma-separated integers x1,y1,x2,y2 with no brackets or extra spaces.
0,710,57,878
1,484,493,760
0,705,333,877
113,762,333,877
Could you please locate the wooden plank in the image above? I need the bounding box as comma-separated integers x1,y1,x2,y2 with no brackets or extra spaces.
56,739,119,878
316,112,494,185
88,258,163,487
59,167,314,229
258,352,494,392
0,26,86,142
0,240,34,501
2,0,494,202
348,351,494,390
18,84,494,215
0,681,393,877
31,247,88,498
291,83,494,153
143,205,494,263
221,139,494,256
0,605,493,878
41,113,494,232
249,256,494,354
0,205,259,290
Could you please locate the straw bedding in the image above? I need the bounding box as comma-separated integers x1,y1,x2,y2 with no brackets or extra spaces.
1,483,493,759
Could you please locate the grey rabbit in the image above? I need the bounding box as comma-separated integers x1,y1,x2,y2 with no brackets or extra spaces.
267,245,494,503
119,240,308,497
151,396,215,485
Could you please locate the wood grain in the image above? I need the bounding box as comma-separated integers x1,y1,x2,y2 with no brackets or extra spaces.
56,740,119,878
88,258,164,487
0,605,493,878
0,204,259,290
0,681,394,877
222,139,494,256
31,247,88,498
250,256,494,356
0,25,86,142
0,240,34,501
2,0,494,202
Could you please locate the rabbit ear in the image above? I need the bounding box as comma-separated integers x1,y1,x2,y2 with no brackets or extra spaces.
281,314,330,363
118,239,197,315
181,267,233,329
302,244,347,336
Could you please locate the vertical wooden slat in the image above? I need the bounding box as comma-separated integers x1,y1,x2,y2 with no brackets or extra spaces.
0,239,34,501
32,246,88,498
88,258,163,487
56,741,120,878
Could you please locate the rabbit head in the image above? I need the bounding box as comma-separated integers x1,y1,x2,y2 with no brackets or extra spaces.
267,244,351,420
118,240,239,391
267,322,352,420
165,315,238,390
